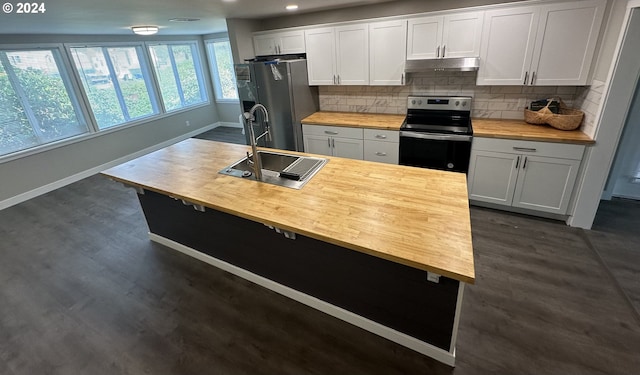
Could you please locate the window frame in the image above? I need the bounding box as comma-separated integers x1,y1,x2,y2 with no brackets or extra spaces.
0,43,91,158
145,40,209,112
205,38,239,103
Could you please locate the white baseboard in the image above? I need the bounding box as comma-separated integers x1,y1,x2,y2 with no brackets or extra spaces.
218,121,243,129
149,232,457,367
0,123,218,211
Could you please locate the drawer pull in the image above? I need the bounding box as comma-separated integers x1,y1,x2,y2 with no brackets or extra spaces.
375,134,387,139
515,156,521,169
324,130,339,135
513,147,537,152
523,156,528,169
375,152,387,156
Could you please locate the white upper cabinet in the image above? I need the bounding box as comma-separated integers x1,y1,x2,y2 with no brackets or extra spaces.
477,0,605,86
407,11,483,60
530,1,606,86
253,30,306,56
305,23,369,85
369,20,407,86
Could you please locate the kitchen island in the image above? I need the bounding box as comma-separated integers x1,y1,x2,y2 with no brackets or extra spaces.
101,138,474,366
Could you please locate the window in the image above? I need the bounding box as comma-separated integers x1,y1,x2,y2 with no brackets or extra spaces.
148,43,207,111
70,46,158,129
0,48,87,157
206,39,238,101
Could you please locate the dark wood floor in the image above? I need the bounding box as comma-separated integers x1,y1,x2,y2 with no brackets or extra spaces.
1,146,640,374
194,126,246,145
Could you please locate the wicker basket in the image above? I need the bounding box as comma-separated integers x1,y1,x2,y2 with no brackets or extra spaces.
524,98,584,131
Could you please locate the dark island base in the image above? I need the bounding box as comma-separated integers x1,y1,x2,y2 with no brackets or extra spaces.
137,189,463,365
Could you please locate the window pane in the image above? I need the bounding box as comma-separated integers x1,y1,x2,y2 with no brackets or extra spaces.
106,47,155,120
71,46,157,129
149,43,206,112
1,49,87,157
0,62,36,155
71,47,124,128
209,40,238,101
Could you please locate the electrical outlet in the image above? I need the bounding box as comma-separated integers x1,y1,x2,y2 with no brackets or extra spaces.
185,120,190,127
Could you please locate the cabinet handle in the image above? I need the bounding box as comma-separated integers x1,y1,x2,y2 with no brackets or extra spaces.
530,71,536,85
436,45,440,58
375,152,387,156
515,155,521,169
324,130,339,135
375,134,387,139
332,138,335,148
442,45,446,58
401,73,404,85
337,75,340,84
523,157,528,169
333,75,336,85
523,71,529,85
513,147,536,152
328,138,331,148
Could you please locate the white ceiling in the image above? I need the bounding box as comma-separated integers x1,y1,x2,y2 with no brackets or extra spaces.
0,0,397,35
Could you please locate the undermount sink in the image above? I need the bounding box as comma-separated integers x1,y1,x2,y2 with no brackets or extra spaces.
219,150,328,189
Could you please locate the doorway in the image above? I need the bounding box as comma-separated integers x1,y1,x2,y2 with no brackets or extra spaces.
604,81,640,200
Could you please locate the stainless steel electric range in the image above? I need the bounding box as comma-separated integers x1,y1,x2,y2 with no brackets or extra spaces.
399,95,473,173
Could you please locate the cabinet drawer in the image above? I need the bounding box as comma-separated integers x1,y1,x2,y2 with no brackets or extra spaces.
364,140,399,164
472,137,585,160
364,129,400,142
303,124,363,139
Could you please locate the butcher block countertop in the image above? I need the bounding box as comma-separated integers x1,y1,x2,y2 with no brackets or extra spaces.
101,139,475,284
301,111,405,130
301,111,594,144
472,118,595,145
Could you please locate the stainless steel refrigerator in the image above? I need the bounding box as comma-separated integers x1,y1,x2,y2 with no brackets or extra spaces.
235,59,318,152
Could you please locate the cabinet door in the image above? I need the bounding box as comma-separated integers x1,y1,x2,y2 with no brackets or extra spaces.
278,30,306,54
303,134,332,156
333,137,364,159
467,150,520,206
369,20,407,86
406,16,443,60
335,24,369,85
529,0,605,86
305,27,337,85
476,6,540,86
442,11,484,58
253,34,277,56
512,155,581,214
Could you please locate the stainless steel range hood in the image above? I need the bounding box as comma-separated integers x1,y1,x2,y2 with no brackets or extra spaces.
405,57,479,73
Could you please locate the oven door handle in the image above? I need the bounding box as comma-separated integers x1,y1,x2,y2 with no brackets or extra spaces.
400,131,472,142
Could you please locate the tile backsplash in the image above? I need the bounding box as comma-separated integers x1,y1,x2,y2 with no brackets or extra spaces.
318,71,583,121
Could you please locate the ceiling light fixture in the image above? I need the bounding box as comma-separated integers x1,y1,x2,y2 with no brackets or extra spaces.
285,4,299,11
131,26,159,36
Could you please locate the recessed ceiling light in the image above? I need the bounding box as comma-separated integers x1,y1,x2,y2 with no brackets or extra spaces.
169,17,201,22
131,26,159,35
286,4,299,11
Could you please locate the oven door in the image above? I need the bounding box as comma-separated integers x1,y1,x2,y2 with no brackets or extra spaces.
399,131,472,173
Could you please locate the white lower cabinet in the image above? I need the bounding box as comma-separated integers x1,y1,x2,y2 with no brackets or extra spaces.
468,138,584,215
302,124,364,159
363,129,399,164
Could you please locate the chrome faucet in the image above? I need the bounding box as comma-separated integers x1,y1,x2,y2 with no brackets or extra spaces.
244,103,271,181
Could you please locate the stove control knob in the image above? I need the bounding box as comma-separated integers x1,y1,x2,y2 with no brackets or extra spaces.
455,101,460,106
462,101,467,107
447,163,454,169
411,100,416,105
418,100,423,105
